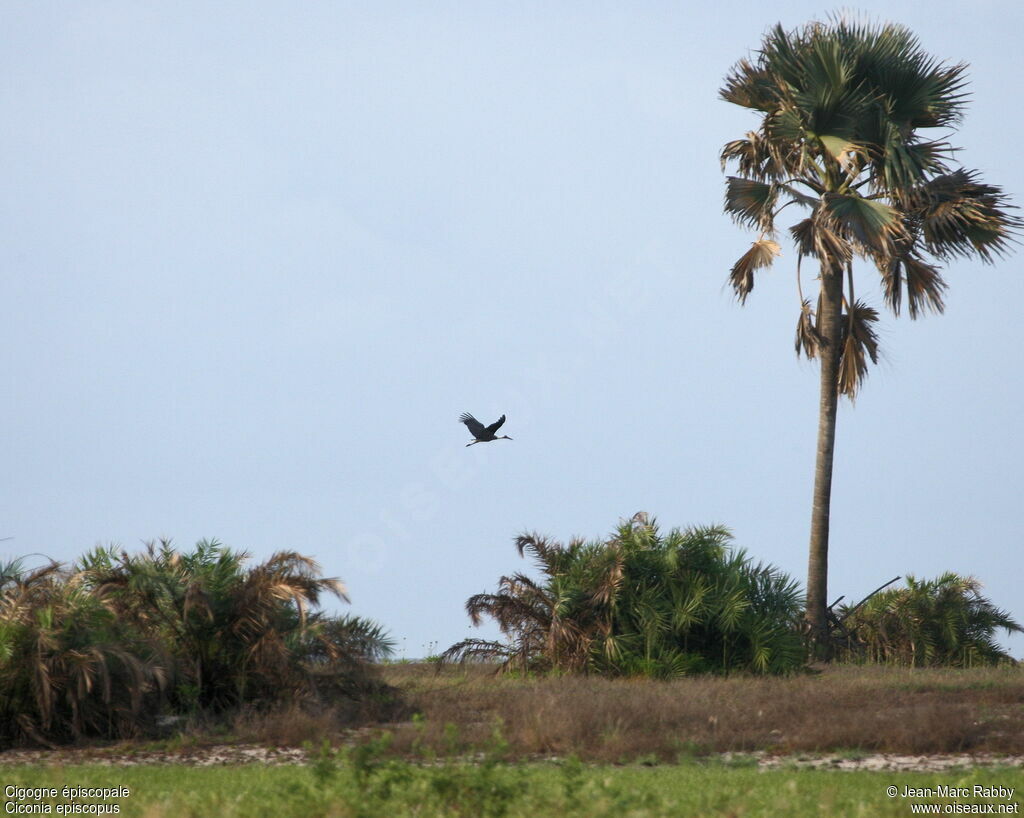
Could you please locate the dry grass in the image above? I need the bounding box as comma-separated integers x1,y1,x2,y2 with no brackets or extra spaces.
111,677,411,752
17,663,1017,764
373,663,1024,762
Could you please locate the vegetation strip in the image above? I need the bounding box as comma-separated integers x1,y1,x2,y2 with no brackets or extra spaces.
1,762,1021,817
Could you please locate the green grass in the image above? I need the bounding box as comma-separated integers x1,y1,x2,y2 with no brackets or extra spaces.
1,761,1021,817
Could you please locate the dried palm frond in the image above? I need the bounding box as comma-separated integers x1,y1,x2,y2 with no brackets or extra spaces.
901,254,947,318
879,256,903,316
879,252,948,319
729,238,781,304
837,300,881,399
910,169,1023,262
794,298,823,359
720,131,779,180
790,215,852,268
437,639,514,668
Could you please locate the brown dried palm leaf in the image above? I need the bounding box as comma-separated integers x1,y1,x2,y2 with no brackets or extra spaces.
514,533,570,573
729,238,781,304
438,638,513,666
548,616,592,672
503,573,554,617
794,298,823,359
790,215,852,268
261,551,347,602
245,629,291,674
837,300,881,399
879,253,948,319
238,552,348,630
902,254,947,318
910,169,1023,262
719,122,808,181
504,572,547,597
719,131,776,179
879,256,903,316
464,589,550,631
584,542,625,608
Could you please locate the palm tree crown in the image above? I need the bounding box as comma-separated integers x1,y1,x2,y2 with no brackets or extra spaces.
721,16,1020,397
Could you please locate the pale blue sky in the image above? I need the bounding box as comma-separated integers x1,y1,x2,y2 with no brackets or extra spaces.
3,1,1022,659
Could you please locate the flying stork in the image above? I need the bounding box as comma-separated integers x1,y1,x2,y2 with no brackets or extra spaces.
459,413,513,446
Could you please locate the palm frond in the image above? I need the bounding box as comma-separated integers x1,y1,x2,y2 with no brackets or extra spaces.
822,192,906,256
719,59,776,112
910,169,1022,262
837,300,881,399
309,614,396,663
720,132,779,181
790,215,852,268
437,639,513,668
724,177,778,230
901,254,947,318
794,298,823,359
728,238,781,304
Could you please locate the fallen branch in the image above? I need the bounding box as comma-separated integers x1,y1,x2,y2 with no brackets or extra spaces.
838,576,902,624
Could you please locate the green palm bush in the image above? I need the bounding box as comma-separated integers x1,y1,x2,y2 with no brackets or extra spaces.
1,540,397,746
303,614,398,665
79,539,395,711
443,514,805,677
0,559,166,746
836,573,1021,666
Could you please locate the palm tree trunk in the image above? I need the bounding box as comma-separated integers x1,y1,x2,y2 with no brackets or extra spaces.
806,265,844,658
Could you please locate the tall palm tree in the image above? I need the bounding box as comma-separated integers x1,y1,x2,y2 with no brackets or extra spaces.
719,17,1020,655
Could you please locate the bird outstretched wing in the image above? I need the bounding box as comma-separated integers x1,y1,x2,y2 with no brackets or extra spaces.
485,415,506,435
459,412,486,437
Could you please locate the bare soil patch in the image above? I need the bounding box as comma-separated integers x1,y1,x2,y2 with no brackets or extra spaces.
1,743,1022,774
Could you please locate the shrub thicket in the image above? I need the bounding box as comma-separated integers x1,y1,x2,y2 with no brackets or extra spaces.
835,572,1021,667
443,513,806,676
0,540,394,746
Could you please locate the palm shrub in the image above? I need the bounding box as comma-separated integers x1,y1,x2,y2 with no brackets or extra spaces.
836,573,1021,666
78,539,394,712
279,611,396,713
0,559,167,746
443,514,805,676
1,542,397,745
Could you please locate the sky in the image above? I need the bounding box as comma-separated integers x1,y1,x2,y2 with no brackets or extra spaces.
3,1,1022,660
